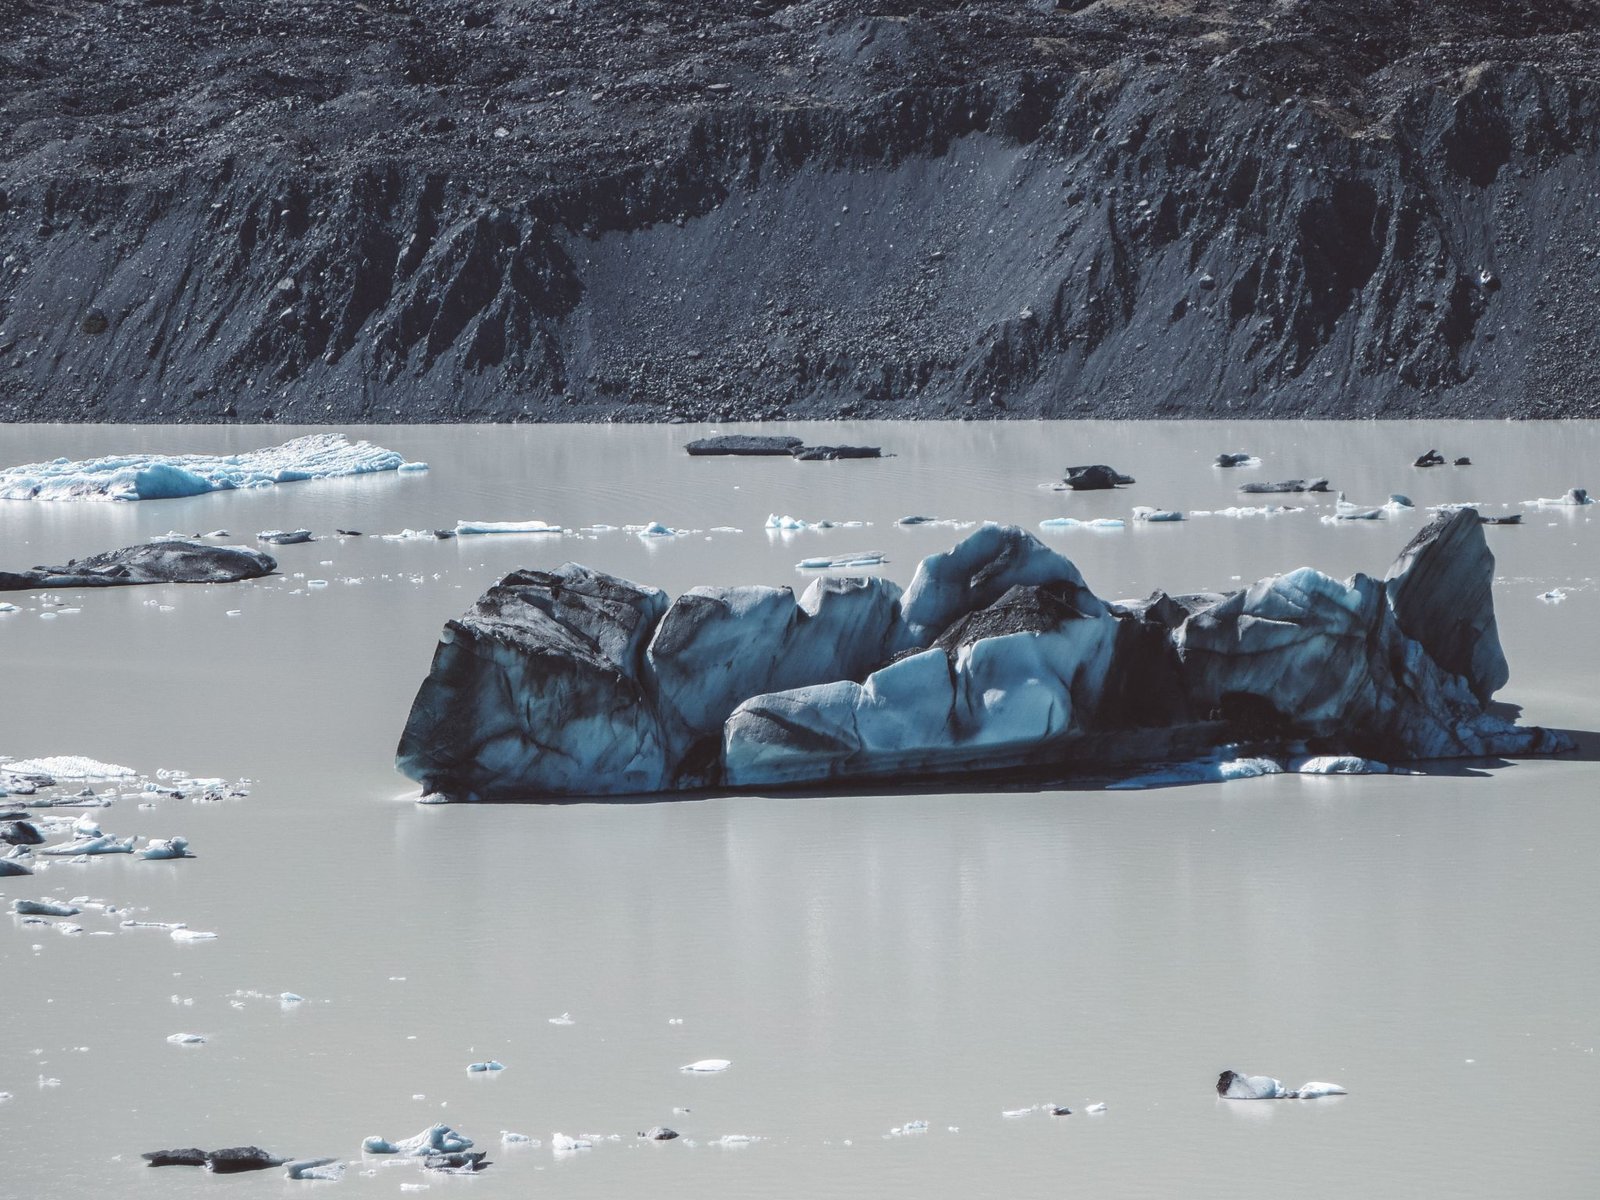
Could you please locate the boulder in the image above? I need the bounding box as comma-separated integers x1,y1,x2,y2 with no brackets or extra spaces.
395,564,672,799
1383,508,1508,703
0,541,276,591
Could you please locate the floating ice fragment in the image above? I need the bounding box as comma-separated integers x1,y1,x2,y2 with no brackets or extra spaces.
139,837,192,860
1085,1102,1107,1113
363,1125,473,1156
715,1134,756,1146
1538,588,1569,603
170,928,217,941
635,521,681,538
12,899,81,916
551,1133,591,1153
166,1033,206,1045
1524,488,1593,507
500,1132,536,1145
1217,1070,1345,1099
1293,1081,1348,1098
41,835,135,856
1108,754,1284,789
1132,506,1184,522
680,1059,730,1073
1290,755,1390,775
285,1158,344,1181
454,519,563,536
1001,1106,1036,1118
1039,517,1124,530
466,1060,505,1072
280,992,304,1004
548,1012,575,1025
797,552,888,569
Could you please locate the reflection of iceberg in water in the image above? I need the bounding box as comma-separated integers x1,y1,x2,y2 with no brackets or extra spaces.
0,434,425,501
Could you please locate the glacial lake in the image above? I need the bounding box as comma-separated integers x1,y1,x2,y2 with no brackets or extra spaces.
2,420,1597,1199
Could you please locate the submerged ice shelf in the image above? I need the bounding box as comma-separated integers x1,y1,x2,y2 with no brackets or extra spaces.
0,433,425,501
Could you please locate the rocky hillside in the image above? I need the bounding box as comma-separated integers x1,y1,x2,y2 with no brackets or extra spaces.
3,0,1599,422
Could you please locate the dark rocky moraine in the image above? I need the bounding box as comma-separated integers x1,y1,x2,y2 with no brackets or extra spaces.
4,3,1600,423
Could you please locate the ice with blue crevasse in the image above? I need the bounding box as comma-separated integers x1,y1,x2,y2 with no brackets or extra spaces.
0,433,425,501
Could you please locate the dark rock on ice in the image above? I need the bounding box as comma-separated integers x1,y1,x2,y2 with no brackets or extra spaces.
398,520,1568,799
336,529,363,537
424,1151,490,1172
1239,479,1331,494
1414,449,1447,467
639,1126,680,1141
1479,513,1521,525
1455,457,1473,466
1215,453,1253,468
143,1149,208,1168
2,820,43,845
1217,1070,1346,1100
205,1147,289,1174
792,444,883,460
0,541,276,591
1061,465,1135,490
686,435,804,457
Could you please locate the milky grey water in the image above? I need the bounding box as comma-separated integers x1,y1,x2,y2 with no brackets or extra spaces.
1,421,1597,1199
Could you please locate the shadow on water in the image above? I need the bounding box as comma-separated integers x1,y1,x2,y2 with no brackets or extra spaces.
455,728,1600,806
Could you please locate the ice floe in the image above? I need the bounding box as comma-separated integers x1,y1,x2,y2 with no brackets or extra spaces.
40,835,135,856
1132,506,1184,522
139,837,192,860
1524,488,1592,507
796,552,889,570
548,1012,575,1025
551,1133,592,1153
0,434,423,502
165,1032,206,1045
170,928,216,941
466,1060,505,1072
1038,517,1124,530
501,1132,537,1145
1106,754,1285,790
285,1158,344,1181
454,520,563,536
363,1124,473,1156
1217,1070,1346,1099
1538,587,1570,603
680,1058,731,1073
12,899,80,916
4,757,136,780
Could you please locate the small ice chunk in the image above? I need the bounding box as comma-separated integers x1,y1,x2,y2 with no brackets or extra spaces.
1001,1107,1035,1118
285,1158,344,1181
680,1058,731,1073
1132,506,1184,522
548,1012,575,1025
501,1132,536,1145
466,1060,505,1072
363,1124,473,1156
1085,1102,1107,1113
139,837,192,860
1538,588,1569,603
170,928,217,941
551,1133,591,1153
12,899,81,916
1291,755,1389,775
715,1134,755,1146
1292,1081,1348,1098
41,835,136,856
796,552,888,569
635,521,679,538
279,992,304,1004
166,1032,206,1045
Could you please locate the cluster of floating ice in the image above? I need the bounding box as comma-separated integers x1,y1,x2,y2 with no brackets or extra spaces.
0,434,425,501
766,514,867,531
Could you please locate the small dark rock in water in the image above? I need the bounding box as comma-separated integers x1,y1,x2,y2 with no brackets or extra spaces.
1062,464,1135,490
686,435,804,456
1215,453,1253,468
638,1126,679,1141
432,529,457,539
2,820,43,845
1414,449,1447,467
1239,478,1330,494
792,444,883,460
335,529,362,537
423,1151,490,1172
143,1149,208,1168
896,514,940,525
257,529,314,545
1454,456,1472,466
1479,513,1521,525
0,541,277,591
1048,1106,1072,1117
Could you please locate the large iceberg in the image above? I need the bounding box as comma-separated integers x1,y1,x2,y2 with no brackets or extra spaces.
396,514,1569,799
0,433,424,501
